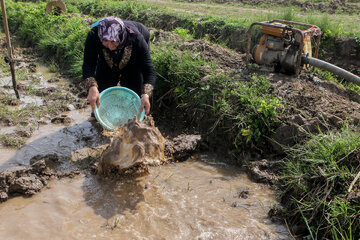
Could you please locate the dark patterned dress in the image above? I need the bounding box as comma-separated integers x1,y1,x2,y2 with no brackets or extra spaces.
82,21,155,97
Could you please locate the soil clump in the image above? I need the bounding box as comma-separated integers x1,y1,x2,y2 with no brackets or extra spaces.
0,159,81,203
98,116,202,175
98,116,167,175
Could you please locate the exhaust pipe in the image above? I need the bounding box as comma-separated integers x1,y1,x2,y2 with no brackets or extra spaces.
301,55,360,86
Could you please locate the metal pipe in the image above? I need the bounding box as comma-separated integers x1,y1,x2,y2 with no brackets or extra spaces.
302,55,360,86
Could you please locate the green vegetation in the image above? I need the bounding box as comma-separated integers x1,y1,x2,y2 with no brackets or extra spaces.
63,0,360,55
172,27,194,39
4,1,88,78
0,134,26,148
282,126,360,239
152,44,282,146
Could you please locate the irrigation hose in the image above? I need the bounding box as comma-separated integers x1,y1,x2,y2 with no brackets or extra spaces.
301,55,360,86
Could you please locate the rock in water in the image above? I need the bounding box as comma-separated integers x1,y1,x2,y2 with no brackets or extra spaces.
98,116,166,175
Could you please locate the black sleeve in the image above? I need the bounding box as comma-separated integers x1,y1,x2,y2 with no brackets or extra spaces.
82,28,101,80
137,37,156,87
125,21,155,87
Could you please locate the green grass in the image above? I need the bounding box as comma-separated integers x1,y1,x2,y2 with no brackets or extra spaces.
3,1,88,78
135,0,360,34
172,27,194,39
0,134,26,148
152,43,282,146
282,126,360,239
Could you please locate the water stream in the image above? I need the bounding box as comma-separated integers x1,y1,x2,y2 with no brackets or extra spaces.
0,155,289,239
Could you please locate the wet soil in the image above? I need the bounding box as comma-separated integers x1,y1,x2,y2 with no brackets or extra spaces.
0,40,290,237
98,115,202,175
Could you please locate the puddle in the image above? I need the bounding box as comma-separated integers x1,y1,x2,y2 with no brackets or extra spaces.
0,155,290,239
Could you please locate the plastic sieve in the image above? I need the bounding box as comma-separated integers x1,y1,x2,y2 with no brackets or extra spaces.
94,87,146,131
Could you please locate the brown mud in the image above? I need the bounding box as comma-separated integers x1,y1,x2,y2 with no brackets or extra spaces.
0,45,290,237
98,115,202,175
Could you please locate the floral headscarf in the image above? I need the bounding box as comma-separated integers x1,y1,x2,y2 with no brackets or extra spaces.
97,16,126,45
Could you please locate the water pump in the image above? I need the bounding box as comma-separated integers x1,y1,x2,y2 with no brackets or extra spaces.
246,20,360,85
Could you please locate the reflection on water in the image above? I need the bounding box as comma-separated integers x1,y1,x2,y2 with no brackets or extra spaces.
0,155,290,240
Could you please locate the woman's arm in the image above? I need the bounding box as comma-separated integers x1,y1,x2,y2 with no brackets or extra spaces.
83,28,101,113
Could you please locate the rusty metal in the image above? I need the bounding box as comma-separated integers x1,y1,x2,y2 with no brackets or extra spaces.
246,19,322,75
1,0,19,99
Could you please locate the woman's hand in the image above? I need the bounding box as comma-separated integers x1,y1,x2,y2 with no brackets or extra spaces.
87,86,100,113
140,94,150,115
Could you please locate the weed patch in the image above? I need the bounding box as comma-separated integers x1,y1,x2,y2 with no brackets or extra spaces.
0,134,26,148
152,44,282,148
281,126,360,239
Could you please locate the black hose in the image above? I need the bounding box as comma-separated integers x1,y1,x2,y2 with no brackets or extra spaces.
301,55,360,86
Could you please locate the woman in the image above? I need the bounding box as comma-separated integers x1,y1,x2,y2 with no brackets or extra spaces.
82,17,155,117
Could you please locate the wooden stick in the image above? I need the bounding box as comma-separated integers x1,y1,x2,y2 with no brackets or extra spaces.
348,170,360,193
1,0,19,99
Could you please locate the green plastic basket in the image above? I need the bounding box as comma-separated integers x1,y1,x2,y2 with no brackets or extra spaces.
94,87,145,131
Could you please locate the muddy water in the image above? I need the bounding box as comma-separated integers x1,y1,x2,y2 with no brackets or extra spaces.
0,111,290,239
0,154,289,240
0,62,289,239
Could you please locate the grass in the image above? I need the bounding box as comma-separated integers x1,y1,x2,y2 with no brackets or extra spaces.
0,134,26,148
282,125,360,238
172,27,194,39
135,0,360,33
152,43,282,147
62,0,360,56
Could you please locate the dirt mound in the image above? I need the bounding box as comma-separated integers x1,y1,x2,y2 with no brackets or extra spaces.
98,116,202,175
151,29,246,72
98,116,167,175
